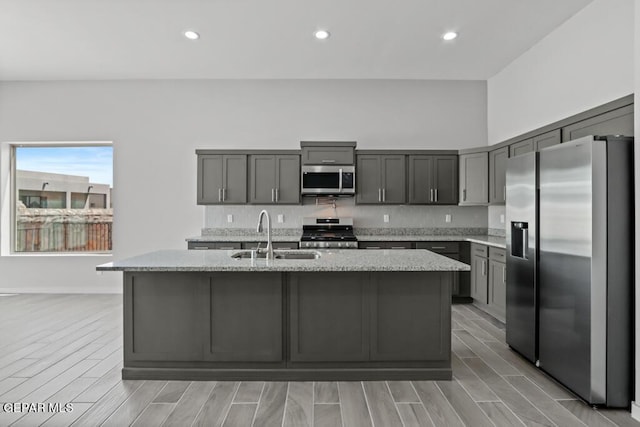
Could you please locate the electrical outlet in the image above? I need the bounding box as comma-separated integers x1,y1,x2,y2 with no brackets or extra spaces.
445,214,451,223
227,214,233,223
383,214,390,223
500,214,505,224
277,214,284,223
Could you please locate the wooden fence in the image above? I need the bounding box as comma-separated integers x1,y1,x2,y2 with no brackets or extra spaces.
16,210,112,252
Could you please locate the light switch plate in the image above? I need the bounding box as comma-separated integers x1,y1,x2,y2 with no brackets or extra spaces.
227,214,233,223
277,214,284,223
383,214,390,223
500,214,505,224
445,214,451,223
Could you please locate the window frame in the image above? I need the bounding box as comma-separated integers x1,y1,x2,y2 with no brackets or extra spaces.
6,141,113,256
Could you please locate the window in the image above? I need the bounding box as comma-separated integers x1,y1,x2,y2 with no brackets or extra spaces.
13,145,113,253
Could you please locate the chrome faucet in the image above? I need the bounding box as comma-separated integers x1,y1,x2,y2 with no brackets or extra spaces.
256,210,274,260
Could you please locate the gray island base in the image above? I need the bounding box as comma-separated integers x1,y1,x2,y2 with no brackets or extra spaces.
97,249,470,381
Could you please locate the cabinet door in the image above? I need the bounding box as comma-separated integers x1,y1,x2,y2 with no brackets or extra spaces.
534,129,561,151
562,105,634,141
197,155,224,204
249,155,276,204
510,139,534,157
432,156,458,204
408,155,433,204
223,155,248,204
489,147,508,205
275,155,300,204
208,273,282,362
488,260,506,318
356,155,382,204
471,254,488,304
302,147,354,165
370,272,451,361
380,155,406,204
459,152,488,205
289,272,369,362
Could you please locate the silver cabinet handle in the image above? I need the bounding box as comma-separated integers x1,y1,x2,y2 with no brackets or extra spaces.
430,189,434,202
435,189,438,202
192,245,209,250
503,266,506,283
219,246,236,250
271,188,275,202
218,188,222,202
321,159,336,163
378,188,382,202
382,188,386,202
391,246,406,249
223,188,226,201
463,189,467,201
338,168,343,192
275,188,279,202
503,186,506,201
431,246,446,250
482,260,486,276
366,246,381,249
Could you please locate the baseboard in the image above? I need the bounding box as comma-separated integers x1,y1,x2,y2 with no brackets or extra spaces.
0,287,121,294
632,401,640,422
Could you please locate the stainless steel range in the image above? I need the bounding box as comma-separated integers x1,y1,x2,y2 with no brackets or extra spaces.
300,217,358,249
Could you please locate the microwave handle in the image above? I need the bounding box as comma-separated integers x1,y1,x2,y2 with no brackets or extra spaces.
339,168,343,192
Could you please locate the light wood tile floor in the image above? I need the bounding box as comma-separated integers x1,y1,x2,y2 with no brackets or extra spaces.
0,294,638,427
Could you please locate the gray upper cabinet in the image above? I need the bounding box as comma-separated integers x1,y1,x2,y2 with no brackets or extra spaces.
534,129,561,151
408,155,458,205
249,154,300,204
509,139,534,157
489,147,508,205
197,154,247,204
356,154,406,204
562,104,634,141
459,152,488,205
301,141,356,165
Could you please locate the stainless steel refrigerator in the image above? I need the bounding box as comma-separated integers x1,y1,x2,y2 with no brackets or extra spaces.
505,135,633,407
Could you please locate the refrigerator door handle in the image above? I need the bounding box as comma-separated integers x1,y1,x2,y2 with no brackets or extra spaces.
522,228,528,259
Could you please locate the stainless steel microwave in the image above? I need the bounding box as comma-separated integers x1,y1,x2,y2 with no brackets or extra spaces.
301,165,355,196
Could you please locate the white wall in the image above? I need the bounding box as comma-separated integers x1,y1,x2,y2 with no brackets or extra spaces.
0,79,487,293
487,0,634,144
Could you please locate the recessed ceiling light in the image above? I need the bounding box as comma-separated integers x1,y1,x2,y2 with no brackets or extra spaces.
442,31,458,41
314,30,330,40
184,30,200,40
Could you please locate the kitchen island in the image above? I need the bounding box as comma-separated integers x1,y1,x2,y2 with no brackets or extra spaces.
97,249,469,381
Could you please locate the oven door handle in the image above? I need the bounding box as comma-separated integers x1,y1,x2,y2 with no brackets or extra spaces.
338,168,343,193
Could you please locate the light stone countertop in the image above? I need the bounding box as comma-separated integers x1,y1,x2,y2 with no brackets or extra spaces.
96,249,470,272
186,234,506,249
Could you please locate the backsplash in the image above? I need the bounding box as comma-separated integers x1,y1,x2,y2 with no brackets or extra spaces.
204,197,488,231
488,205,506,236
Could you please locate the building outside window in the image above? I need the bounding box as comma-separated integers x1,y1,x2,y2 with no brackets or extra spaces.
13,145,113,253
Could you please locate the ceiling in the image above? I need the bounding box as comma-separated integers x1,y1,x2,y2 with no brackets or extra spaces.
0,0,594,81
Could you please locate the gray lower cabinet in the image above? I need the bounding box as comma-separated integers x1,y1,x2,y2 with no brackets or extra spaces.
289,273,369,362
197,154,247,204
370,272,450,361
358,241,413,250
561,104,634,141
249,154,300,204
470,244,488,304
356,154,406,204
209,273,283,362
534,129,561,150
408,155,457,205
459,152,488,205
489,147,508,205
415,242,461,296
488,259,506,321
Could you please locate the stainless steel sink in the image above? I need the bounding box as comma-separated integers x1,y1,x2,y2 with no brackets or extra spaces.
230,250,321,260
